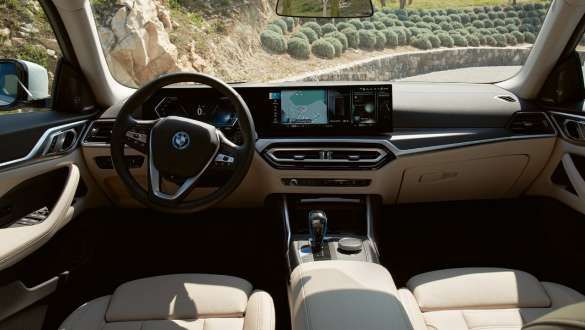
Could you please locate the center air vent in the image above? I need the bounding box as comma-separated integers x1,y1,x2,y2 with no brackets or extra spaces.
509,112,555,135
83,120,114,145
264,144,393,170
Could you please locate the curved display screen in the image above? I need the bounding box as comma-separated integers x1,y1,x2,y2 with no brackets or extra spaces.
268,86,392,131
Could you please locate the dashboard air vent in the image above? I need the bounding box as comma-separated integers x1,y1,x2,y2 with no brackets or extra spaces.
83,120,114,145
496,95,517,103
264,144,393,170
509,112,555,135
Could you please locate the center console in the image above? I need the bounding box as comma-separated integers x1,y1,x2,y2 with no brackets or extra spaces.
281,194,413,330
281,195,381,270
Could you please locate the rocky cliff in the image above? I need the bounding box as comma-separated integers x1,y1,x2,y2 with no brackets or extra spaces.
95,0,276,86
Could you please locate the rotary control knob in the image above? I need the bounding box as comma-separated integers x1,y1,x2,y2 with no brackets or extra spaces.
338,237,362,254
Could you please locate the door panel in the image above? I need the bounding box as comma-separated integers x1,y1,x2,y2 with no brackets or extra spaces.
529,112,585,214
0,163,79,271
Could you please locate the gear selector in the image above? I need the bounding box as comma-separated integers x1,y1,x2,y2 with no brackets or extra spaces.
308,210,327,253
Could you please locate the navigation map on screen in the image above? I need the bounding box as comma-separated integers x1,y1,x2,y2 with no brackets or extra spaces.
280,90,327,125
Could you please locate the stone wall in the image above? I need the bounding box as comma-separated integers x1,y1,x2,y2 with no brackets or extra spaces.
285,47,533,82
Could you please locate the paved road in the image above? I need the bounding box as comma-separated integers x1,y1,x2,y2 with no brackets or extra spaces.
400,66,522,83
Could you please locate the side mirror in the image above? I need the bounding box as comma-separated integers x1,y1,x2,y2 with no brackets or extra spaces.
0,59,50,110
276,0,374,18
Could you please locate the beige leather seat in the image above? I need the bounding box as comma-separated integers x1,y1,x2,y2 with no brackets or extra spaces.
59,274,275,330
398,268,585,330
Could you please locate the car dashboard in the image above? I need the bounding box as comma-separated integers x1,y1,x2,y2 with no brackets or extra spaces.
81,81,558,207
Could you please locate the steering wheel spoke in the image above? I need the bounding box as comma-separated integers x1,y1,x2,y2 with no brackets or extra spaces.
211,131,243,171
148,163,199,202
123,118,158,154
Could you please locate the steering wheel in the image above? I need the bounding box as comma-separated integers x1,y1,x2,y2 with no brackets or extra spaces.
110,73,256,213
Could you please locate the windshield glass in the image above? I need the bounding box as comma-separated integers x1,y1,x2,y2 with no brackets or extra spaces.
91,0,549,87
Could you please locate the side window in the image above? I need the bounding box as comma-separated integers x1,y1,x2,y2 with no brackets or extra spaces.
0,0,61,112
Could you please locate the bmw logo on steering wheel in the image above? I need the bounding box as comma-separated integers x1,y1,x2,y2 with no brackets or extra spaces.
171,131,190,150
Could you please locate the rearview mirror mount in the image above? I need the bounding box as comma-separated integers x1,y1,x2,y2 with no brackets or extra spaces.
276,0,374,18
0,59,50,110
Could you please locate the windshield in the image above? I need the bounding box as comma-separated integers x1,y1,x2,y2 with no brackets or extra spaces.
91,0,549,87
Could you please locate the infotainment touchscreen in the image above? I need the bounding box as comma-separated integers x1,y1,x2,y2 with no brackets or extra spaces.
267,85,392,132
280,90,327,125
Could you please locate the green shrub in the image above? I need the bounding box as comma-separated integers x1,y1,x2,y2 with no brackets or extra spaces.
534,3,544,10
287,37,310,59
519,24,533,32
321,23,337,35
511,30,524,43
437,33,454,47
485,35,497,46
404,21,415,28
391,28,407,45
324,37,343,56
497,12,506,19
524,31,536,43
325,31,348,50
430,23,441,31
384,29,399,47
422,16,434,23
506,11,518,18
393,19,404,27
299,27,318,43
427,34,440,48
466,34,480,46
283,17,295,31
478,13,489,20
290,31,309,42
449,14,462,23
303,22,322,37
468,13,478,21
272,19,288,34
455,28,470,35
483,19,494,28
416,22,431,30
493,33,506,47
452,22,464,29
363,21,375,30
506,24,518,32
434,15,448,24
311,39,335,59
474,33,487,45
473,7,483,14
349,19,364,30
266,24,283,35
488,11,497,19
374,21,386,30
260,30,286,53
452,34,468,47
358,29,377,50
374,30,386,50
336,22,354,31
460,13,471,24
341,28,360,48
472,20,485,29
410,15,422,23
504,33,517,45
493,18,505,27
496,26,508,34
440,22,453,31
410,35,432,50
381,17,394,27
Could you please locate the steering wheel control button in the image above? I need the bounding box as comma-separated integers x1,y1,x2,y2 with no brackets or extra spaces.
338,237,363,254
171,131,190,150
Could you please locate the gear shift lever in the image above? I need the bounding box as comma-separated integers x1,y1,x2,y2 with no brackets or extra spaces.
308,210,327,253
